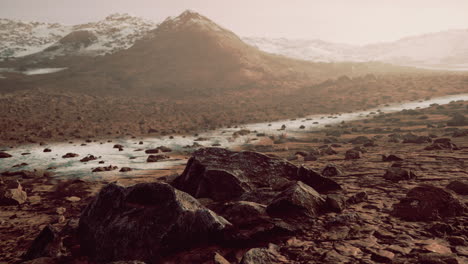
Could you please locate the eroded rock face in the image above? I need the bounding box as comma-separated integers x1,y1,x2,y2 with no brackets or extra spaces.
78,182,231,262
172,148,340,201
266,181,326,218
392,185,466,221
0,179,27,205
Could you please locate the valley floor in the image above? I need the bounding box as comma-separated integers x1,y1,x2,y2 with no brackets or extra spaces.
0,100,467,263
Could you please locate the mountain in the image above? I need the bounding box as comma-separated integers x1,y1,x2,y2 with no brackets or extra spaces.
32,10,393,97
244,29,468,70
0,13,156,59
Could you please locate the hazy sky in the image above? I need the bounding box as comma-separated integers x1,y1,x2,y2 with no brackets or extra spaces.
1,0,468,45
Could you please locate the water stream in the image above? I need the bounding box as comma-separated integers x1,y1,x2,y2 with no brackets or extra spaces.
0,93,467,180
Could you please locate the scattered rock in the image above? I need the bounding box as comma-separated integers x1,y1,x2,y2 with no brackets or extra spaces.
326,194,346,213
43,148,52,152
119,167,132,172
80,155,98,162
92,165,118,172
402,133,432,144
113,144,124,149
349,136,373,145
346,191,368,205
322,164,343,177
383,167,416,182
23,225,60,260
78,182,231,262
296,166,342,193
446,181,468,195
266,181,326,218
425,138,460,150
321,147,338,155
0,179,27,205
146,154,169,162
240,245,287,264
392,185,467,221
62,153,79,158
382,154,403,162
345,149,361,160
0,151,12,158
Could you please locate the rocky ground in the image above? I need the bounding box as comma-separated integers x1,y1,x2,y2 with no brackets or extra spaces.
0,73,467,147
0,100,467,264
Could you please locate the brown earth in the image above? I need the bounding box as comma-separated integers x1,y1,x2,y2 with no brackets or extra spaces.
0,72,467,147
1,99,467,263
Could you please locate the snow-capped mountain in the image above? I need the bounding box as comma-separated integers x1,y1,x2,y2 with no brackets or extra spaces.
0,13,157,59
243,29,468,70
2,12,468,70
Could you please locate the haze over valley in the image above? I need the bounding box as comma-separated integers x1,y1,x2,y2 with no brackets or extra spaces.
0,2,468,264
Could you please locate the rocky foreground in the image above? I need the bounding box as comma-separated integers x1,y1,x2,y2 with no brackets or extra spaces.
0,101,467,264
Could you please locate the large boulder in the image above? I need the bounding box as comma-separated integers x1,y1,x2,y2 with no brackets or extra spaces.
172,148,340,201
392,185,466,221
78,182,231,262
266,181,326,219
0,179,27,205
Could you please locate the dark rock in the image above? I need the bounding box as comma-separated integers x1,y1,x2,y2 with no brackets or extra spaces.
392,185,467,221
402,133,432,144
145,148,160,154
296,166,341,193
266,181,326,218
322,164,343,177
326,194,346,213
92,165,118,172
425,138,460,151
12,163,28,168
0,151,12,158
173,148,341,202
447,113,468,126
0,179,27,205
446,181,468,195
62,153,79,158
146,154,169,162
295,151,309,157
383,167,416,182
321,147,338,155
80,155,98,162
113,144,124,149
240,245,287,264
363,141,377,147
119,167,132,172
23,225,59,260
78,182,231,262
304,155,318,161
349,136,373,145
382,154,403,162
345,149,361,160
346,191,368,205
43,148,52,153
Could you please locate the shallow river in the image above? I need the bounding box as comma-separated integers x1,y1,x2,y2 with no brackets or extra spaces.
0,93,467,180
